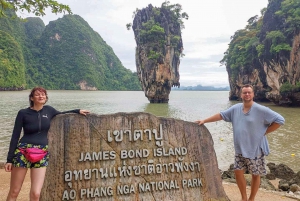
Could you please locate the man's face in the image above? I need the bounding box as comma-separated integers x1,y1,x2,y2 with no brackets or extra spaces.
241,87,254,102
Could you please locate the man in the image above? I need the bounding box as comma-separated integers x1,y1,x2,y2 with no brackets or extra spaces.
195,84,285,201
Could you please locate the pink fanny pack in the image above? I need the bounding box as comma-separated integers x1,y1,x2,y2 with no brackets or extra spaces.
19,147,48,163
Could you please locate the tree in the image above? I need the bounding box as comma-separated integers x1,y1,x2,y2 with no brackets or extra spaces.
126,2,188,30
161,1,189,29
0,0,72,17
266,30,291,54
126,23,131,30
275,0,300,35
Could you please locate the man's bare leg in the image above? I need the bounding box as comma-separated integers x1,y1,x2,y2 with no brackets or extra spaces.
234,169,247,201
248,174,260,201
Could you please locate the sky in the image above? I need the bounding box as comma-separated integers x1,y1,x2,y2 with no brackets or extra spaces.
20,0,269,87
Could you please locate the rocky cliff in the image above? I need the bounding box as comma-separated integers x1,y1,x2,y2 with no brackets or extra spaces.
132,4,183,103
263,33,300,106
223,0,300,106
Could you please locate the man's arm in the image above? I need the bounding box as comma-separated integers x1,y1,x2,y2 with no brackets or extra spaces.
265,122,281,135
195,113,223,125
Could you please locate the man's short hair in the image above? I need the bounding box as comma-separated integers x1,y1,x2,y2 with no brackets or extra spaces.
241,84,253,89
241,84,254,93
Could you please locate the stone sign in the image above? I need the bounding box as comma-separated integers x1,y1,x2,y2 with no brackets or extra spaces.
41,112,229,201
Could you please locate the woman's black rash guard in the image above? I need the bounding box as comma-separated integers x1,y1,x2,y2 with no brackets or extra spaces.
6,105,80,163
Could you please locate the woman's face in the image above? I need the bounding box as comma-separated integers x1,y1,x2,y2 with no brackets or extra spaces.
31,90,47,106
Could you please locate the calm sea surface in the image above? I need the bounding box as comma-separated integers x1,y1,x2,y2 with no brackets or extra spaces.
0,90,299,172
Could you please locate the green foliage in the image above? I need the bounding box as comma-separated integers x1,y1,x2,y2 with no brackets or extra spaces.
35,15,141,90
279,81,300,93
266,31,291,54
260,7,267,16
126,23,132,30
0,30,26,87
126,1,189,47
221,29,259,70
221,0,299,81
275,0,300,35
0,0,72,17
295,82,300,92
161,1,189,29
256,44,264,56
246,15,259,30
0,13,141,90
148,50,162,60
24,17,45,39
266,30,285,43
153,7,161,17
140,19,165,44
0,9,46,87
280,82,293,93
171,35,180,47
270,43,292,53
127,2,187,65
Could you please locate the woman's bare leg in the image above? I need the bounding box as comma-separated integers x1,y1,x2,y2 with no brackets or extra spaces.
6,167,28,201
30,167,47,201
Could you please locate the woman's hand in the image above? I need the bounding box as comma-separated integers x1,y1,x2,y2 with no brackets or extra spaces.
79,110,90,116
4,163,12,172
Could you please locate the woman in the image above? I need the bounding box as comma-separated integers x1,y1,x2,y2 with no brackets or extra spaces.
4,87,89,201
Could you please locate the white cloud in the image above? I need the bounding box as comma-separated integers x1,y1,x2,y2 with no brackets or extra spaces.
21,0,268,87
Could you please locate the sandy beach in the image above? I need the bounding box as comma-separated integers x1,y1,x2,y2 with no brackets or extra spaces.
0,169,298,201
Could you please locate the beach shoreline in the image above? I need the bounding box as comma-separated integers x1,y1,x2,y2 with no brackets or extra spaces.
0,164,299,201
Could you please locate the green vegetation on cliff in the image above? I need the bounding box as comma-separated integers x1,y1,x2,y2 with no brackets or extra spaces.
126,1,188,61
220,0,300,94
125,2,188,102
0,12,141,90
0,30,25,88
280,81,300,93
36,15,140,90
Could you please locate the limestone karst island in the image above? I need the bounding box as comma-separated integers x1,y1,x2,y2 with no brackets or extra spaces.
1,0,300,105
